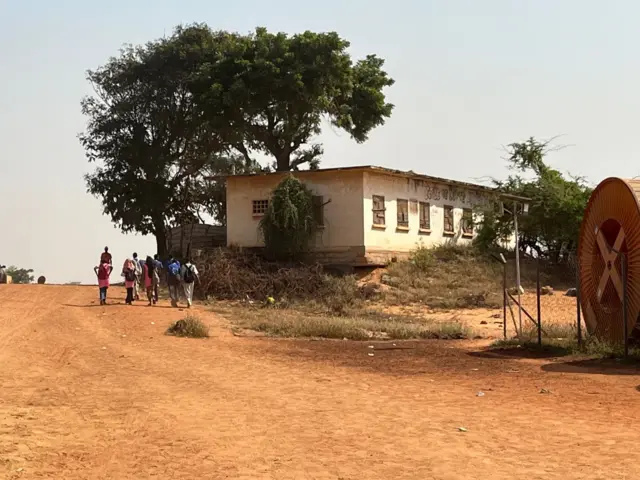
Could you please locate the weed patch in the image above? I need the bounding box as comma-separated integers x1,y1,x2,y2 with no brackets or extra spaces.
213,303,471,341
166,314,210,338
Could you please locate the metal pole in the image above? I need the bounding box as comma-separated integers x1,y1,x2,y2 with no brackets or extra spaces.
503,258,507,340
536,255,542,347
514,202,522,336
576,256,582,348
622,252,628,358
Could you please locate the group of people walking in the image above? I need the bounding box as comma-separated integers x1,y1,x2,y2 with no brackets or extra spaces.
94,247,199,308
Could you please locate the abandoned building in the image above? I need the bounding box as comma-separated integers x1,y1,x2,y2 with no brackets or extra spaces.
225,165,520,266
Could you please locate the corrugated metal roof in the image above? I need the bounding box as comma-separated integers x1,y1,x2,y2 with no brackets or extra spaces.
217,165,530,201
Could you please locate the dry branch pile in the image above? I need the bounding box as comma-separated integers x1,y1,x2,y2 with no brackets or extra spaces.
195,248,353,302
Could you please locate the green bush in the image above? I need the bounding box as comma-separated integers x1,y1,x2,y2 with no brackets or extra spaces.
259,175,317,261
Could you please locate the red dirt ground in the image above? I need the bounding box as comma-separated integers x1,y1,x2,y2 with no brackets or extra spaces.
2,285,640,479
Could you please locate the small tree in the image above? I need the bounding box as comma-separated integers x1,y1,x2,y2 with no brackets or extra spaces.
260,175,316,260
7,266,35,284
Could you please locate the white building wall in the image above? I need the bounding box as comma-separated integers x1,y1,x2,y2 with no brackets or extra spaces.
226,170,365,251
362,171,493,256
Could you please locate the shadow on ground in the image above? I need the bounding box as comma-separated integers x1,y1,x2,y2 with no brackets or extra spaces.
541,358,640,376
468,346,570,361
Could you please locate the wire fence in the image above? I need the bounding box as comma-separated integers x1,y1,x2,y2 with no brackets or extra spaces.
497,250,581,345
496,247,635,357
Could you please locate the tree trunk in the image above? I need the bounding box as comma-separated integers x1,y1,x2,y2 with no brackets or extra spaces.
276,152,291,171
154,219,168,258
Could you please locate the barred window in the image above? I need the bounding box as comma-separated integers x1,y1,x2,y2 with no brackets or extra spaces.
252,199,269,215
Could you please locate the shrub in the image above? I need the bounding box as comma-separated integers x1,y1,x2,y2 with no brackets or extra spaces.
259,175,317,261
195,248,363,312
409,242,434,271
166,314,210,338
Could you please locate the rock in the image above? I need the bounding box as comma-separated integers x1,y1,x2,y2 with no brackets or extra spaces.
565,288,577,297
508,285,525,295
480,321,488,325
490,313,501,319
540,285,553,295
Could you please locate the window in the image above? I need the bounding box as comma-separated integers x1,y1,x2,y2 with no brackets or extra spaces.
396,199,409,228
252,199,269,216
372,195,386,226
312,195,325,226
462,208,474,236
419,202,431,231
443,205,454,234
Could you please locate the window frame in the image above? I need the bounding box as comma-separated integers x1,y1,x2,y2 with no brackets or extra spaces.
443,205,455,235
419,201,431,232
396,198,409,230
252,199,269,216
462,208,474,237
372,195,386,228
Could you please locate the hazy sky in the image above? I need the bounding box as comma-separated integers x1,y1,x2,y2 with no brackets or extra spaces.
1,0,638,284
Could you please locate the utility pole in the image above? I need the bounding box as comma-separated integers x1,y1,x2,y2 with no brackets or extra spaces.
513,201,522,336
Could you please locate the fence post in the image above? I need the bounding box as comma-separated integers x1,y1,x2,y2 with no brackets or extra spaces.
503,259,507,341
536,256,542,347
622,252,629,358
576,256,582,348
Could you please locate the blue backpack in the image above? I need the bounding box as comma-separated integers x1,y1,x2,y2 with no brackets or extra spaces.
168,262,180,277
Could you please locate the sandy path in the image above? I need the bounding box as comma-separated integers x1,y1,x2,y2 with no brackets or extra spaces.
1,285,640,479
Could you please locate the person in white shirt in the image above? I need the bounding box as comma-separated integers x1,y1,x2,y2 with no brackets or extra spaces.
180,258,200,308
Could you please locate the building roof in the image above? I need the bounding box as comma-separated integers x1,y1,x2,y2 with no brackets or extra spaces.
221,165,530,202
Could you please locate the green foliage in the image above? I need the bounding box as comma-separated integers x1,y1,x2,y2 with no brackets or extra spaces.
6,266,34,284
194,154,264,225
409,242,435,271
476,137,592,259
186,24,395,171
259,175,317,260
79,29,236,254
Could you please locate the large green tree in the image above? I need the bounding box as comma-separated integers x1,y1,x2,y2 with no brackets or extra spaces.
186,25,395,171
79,30,225,256
476,137,592,261
6,266,34,284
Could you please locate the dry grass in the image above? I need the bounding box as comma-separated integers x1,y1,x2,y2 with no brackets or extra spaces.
382,244,503,309
212,302,472,341
491,331,640,361
166,314,210,338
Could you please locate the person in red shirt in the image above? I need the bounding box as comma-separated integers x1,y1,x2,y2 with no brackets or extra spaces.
100,247,112,266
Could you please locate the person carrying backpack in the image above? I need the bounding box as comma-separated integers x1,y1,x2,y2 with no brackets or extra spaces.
143,256,158,306
166,257,181,307
94,261,113,305
180,257,200,308
122,258,137,305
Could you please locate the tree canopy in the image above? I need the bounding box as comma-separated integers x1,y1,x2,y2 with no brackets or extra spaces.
80,24,394,253
7,266,35,284
182,24,395,171
476,137,592,260
80,30,227,255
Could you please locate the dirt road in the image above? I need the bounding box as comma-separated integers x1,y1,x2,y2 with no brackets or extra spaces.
2,285,640,479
